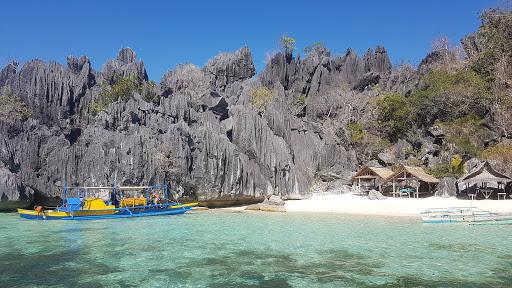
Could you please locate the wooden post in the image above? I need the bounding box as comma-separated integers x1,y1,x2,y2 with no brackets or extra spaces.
416,186,419,198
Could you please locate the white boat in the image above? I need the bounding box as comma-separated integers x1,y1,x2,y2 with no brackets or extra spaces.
421,207,512,223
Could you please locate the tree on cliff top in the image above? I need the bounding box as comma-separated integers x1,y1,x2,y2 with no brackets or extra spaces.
280,35,296,55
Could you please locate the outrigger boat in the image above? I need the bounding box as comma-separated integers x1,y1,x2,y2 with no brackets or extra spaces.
18,183,197,220
421,207,512,223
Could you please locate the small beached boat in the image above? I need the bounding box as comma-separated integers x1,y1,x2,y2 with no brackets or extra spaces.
421,207,512,223
18,183,197,220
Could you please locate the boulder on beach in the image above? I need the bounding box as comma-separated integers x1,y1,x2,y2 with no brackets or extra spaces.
434,177,457,198
367,189,387,200
245,195,286,212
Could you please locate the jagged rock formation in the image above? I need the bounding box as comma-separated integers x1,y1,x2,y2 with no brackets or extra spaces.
0,43,438,210
203,47,255,90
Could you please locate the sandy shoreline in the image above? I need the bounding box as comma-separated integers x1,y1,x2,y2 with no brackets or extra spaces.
285,194,512,217
220,194,512,218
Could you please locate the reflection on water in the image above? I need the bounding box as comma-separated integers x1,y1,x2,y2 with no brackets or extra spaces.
0,211,510,287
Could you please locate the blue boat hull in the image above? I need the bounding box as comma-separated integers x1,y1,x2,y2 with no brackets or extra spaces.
19,207,188,220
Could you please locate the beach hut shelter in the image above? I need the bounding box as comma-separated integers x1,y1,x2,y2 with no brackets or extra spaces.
458,161,511,199
385,165,440,197
352,166,394,192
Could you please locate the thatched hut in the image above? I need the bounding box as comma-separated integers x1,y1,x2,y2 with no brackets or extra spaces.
352,166,394,192
384,165,440,198
458,161,511,199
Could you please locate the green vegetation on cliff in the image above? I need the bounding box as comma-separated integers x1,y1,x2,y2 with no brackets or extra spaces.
89,77,159,115
410,69,492,125
426,155,464,178
0,90,31,123
250,86,274,110
375,93,412,140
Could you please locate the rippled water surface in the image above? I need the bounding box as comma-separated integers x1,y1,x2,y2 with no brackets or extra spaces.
1,211,511,287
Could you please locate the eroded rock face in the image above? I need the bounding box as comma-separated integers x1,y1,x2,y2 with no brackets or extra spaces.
0,45,400,209
0,166,33,210
102,48,148,84
203,47,255,91
2,57,96,124
461,34,483,59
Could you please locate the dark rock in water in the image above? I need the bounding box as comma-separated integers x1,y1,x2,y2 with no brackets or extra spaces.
367,189,386,200
434,177,457,198
245,195,286,212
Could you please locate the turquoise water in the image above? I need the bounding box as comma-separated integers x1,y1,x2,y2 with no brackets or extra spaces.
0,211,511,288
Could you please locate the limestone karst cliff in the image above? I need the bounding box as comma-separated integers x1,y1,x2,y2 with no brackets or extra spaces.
0,44,396,209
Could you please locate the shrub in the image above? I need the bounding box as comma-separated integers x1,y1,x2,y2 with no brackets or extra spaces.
440,114,489,157
347,122,391,160
470,51,497,83
451,154,464,175
250,86,274,110
0,90,31,123
347,122,365,144
426,155,464,178
101,76,139,103
426,163,462,178
374,93,412,140
409,69,492,125
297,95,306,105
280,36,296,55
89,101,106,116
90,77,161,116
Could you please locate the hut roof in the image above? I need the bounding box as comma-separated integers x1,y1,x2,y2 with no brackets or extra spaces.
459,161,511,184
352,166,394,180
385,165,440,184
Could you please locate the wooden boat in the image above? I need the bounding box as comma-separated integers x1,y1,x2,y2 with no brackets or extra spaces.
421,207,512,223
18,183,197,220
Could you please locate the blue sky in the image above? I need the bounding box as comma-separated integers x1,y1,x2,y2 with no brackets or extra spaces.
1,0,499,81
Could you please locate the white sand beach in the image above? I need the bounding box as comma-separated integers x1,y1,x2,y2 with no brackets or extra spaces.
284,194,512,217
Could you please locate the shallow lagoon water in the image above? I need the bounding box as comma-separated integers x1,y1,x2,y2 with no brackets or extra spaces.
0,211,511,287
